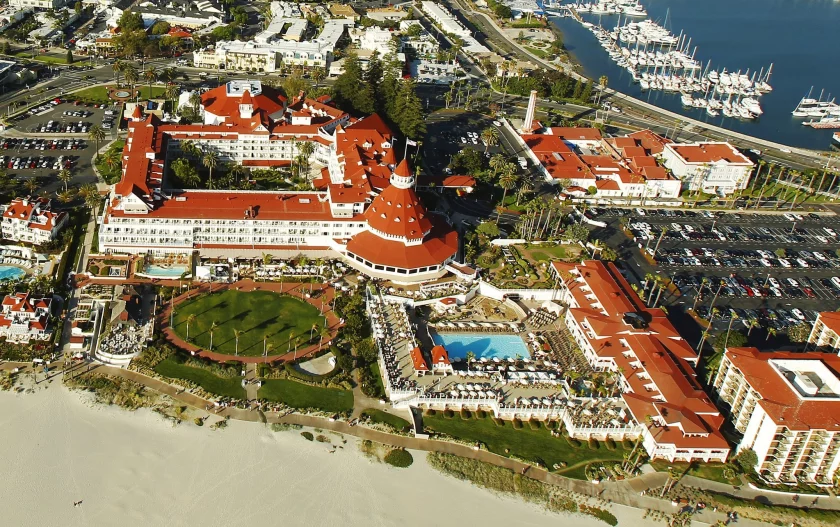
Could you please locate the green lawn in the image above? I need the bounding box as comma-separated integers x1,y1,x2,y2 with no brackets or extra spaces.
361,408,412,432
423,414,628,476
95,140,125,184
154,356,246,398
528,245,567,261
172,290,323,357
71,85,167,104
258,379,353,413
650,460,739,485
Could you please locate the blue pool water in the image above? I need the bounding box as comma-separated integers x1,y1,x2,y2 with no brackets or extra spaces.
144,265,188,278
0,266,25,281
431,333,530,361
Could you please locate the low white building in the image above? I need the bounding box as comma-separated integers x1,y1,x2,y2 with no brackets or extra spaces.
0,293,53,343
807,311,840,353
9,0,66,9
420,1,489,54
1,197,68,246
713,347,840,485
660,141,754,195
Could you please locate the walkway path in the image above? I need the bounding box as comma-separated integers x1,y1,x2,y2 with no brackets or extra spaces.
158,279,341,364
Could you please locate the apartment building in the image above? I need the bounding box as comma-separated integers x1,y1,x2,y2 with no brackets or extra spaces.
523,128,682,201
98,80,458,283
551,260,730,463
1,197,68,246
713,347,840,484
660,141,754,194
0,293,53,343
807,311,840,353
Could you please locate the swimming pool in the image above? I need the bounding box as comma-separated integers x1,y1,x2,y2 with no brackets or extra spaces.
431,333,530,361
144,265,188,278
0,266,25,281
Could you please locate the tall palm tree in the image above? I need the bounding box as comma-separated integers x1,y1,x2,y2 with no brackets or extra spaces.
310,323,318,343
288,330,296,354
203,150,218,187
319,326,330,351
165,84,180,113
186,314,196,340
466,350,475,372
296,141,316,185
123,64,139,89
489,153,506,179
597,75,609,107
496,164,518,224
88,125,106,162
480,127,499,153
112,59,124,85
143,66,158,99
57,169,72,192
209,320,218,351
25,179,38,195
56,189,74,203
103,147,121,172
233,329,243,356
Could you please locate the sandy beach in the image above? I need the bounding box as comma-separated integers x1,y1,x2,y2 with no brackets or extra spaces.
0,384,653,527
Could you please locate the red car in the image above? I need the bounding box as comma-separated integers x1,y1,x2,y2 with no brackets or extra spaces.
803,287,815,298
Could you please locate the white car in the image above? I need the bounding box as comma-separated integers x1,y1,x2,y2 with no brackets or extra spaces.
779,258,792,268
783,213,796,221
825,227,837,237
796,258,809,268
768,277,780,288
791,308,806,321
671,222,682,231
831,276,840,289
816,235,829,243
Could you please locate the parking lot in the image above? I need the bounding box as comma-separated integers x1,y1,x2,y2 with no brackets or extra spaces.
11,98,121,136
591,206,840,346
424,112,515,175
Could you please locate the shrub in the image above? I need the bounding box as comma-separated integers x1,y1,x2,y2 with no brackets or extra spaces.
425,409,437,416
476,409,487,419
580,505,618,526
564,435,582,448
528,419,541,430
605,438,617,451
271,423,302,432
622,438,634,449
443,409,455,419
460,409,472,420
301,431,314,441
588,438,600,450
384,448,414,468
492,417,505,427
316,434,330,443
546,420,558,430
512,418,523,429
194,417,204,426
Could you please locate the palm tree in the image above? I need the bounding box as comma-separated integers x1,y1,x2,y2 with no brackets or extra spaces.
466,350,475,371
165,84,180,112
123,64,139,89
489,153,506,179
747,319,759,337
185,314,196,341
597,75,608,107
25,179,38,195
296,141,316,185
766,327,777,341
319,326,330,351
56,189,74,203
496,164,518,224
112,59,124,85
203,150,218,187
209,320,218,351
309,322,318,343
103,147,121,172
480,127,499,153
57,169,72,192
88,125,106,162
143,66,158,99
233,329,243,356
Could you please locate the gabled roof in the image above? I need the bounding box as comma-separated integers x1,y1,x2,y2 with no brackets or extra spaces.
410,346,429,372
431,345,451,366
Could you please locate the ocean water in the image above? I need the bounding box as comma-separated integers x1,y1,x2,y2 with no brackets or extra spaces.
550,0,840,149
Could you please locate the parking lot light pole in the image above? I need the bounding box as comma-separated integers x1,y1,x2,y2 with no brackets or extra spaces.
790,221,796,235
763,273,771,288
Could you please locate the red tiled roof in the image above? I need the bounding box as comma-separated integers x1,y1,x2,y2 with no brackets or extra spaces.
548,126,603,141
816,311,840,335
410,346,429,372
724,347,840,432
431,345,450,366
523,134,591,181
628,129,672,155
364,180,433,240
201,84,286,121
668,142,752,165
346,215,457,269
108,191,362,222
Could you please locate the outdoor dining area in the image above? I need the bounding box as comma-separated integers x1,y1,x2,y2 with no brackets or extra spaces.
97,323,149,358
431,321,523,333
368,293,420,397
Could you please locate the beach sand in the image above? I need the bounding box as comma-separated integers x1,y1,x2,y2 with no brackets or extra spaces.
0,384,654,527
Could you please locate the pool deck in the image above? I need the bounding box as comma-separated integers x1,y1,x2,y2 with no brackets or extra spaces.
430,332,530,360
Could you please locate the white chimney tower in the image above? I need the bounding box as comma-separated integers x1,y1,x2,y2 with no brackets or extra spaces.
521,90,538,133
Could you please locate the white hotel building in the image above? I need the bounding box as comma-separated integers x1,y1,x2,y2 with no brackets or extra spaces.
713,347,840,485
552,260,730,463
659,142,754,195
98,80,458,283
1,197,68,245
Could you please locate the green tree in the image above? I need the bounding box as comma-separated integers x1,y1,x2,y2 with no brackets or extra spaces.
123,64,139,88
118,10,144,32
788,322,811,343
476,221,500,238
600,246,618,261
392,78,426,139
481,126,499,153
88,125,106,162
171,158,200,188
734,449,758,474
496,165,518,224
66,49,73,64
143,66,158,99
333,52,375,115
564,224,590,243
58,169,72,192
202,150,219,187
712,329,747,353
